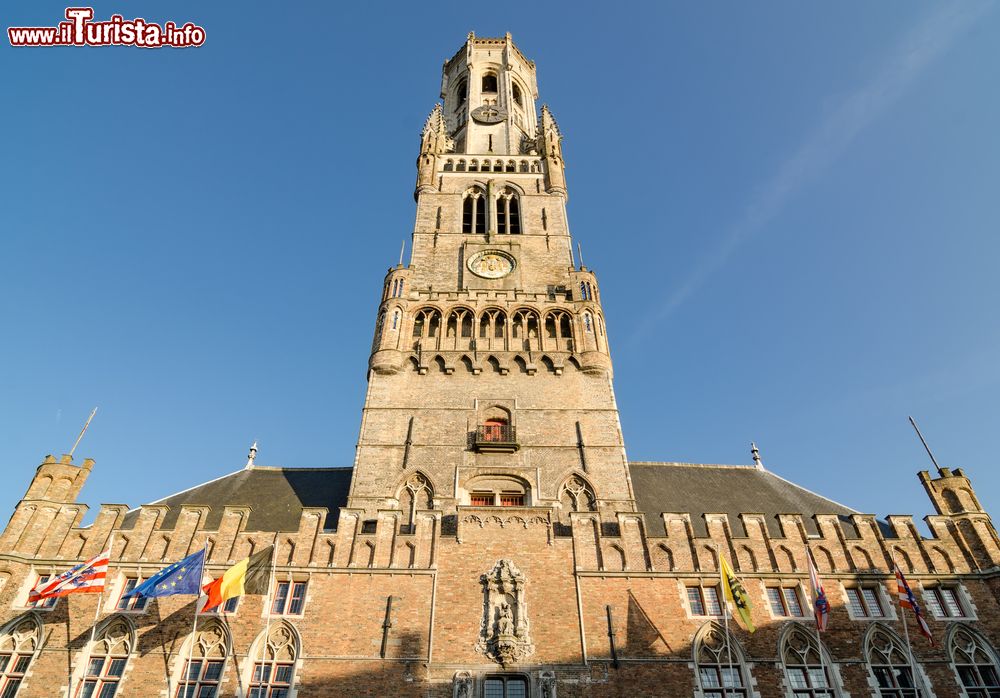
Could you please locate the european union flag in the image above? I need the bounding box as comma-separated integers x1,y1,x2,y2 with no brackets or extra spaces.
124,549,206,599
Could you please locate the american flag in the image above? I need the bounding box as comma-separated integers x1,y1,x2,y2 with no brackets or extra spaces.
807,551,830,631
28,550,109,602
894,564,934,645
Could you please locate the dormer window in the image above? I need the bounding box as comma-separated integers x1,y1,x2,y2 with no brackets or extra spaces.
482,72,498,93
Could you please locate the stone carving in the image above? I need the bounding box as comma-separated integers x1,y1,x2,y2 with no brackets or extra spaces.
540,670,557,698
453,670,473,698
476,559,534,665
462,514,548,529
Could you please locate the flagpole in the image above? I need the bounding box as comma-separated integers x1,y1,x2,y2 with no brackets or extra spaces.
255,550,278,689
807,549,829,692
717,545,736,696
892,560,924,698
221,608,245,697
182,599,201,694
76,530,114,698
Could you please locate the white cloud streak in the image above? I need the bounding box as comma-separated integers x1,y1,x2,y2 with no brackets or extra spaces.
632,0,992,341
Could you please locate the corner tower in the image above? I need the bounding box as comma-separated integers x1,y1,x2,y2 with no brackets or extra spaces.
349,34,633,528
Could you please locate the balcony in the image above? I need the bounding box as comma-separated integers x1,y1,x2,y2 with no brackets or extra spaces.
472,424,519,453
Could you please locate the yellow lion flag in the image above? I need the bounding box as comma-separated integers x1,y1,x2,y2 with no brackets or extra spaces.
720,555,756,633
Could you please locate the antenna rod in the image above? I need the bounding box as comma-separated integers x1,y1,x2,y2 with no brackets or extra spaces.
577,242,584,268
398,241,405,267
908,416,944,475
69,407,98,457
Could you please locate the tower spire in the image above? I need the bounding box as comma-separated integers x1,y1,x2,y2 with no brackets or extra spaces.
246,440,258,468
750,442,763,470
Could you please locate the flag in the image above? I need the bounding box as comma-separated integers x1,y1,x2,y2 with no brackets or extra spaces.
895,564,934,645
123,549,205,599
807,551,830,632
28,550,109,602
719,555,755,633
202,545,273,612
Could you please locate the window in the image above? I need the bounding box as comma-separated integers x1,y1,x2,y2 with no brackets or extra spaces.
398,473,432,529
456,79,467,107
483,675,527,698
481,73,498,93
695,623,749,697
270,582,306,616
866,625,919,698
767,586,805,617
924,586,967,619
0,616,41,698
499,494,524,507
512,83,523,107
781,625,835,697
249,624,297,698
950,626,1000,697
496,188,521,234
462,188,486,235
687,586,723,617
471,493,494,506
845,585,886,618
78,618,132,698
176,620,229,698
204,597,239,615
26,575,56,610
114,578,148,612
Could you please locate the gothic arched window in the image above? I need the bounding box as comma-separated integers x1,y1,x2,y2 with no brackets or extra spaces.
694,622,750,697
462,188,486,235
865,624,919,697
178,620,230,698
398,473,433,530
80,617,133,698
560,476,596,520
497,188,521,234
512,82,523,107
781,624,835,697
949,626,1000,696
250,623,299,698
482,72,498,93
456,79,468,107
0,615,42,696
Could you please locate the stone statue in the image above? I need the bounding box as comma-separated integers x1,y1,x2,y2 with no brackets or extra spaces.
497,602,514,636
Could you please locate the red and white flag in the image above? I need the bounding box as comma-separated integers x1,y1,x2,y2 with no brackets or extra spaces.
807,551,830,631
894,564,934,645
28,550,109,602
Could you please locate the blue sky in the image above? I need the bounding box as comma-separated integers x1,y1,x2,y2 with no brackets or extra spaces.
2,1,998,530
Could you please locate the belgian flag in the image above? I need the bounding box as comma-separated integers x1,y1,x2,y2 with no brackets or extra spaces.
202,545,273,612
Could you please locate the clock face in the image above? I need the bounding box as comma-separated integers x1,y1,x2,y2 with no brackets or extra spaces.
470,105,508,124
467,250,516,279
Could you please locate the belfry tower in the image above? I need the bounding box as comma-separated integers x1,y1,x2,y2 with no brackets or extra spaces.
348,32,634,525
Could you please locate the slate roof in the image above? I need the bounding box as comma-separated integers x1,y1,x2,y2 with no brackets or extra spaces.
122,466,353,532
628,462,859,538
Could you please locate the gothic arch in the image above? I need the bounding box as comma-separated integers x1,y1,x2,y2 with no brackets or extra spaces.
432,355,447,373
543,310,574,351
246,620,302,697
692,621,753,696
75,615,136,696
777,545,797,572
462,186,487,234
853,546,877,571
173,617,231,696
566,355,582,371
459,354,475,373
814,546,836,573
513,355,529,374
486,355,503,374
558,474,597,523
540,355,557,374
863,622,923,693
779,622,840,695
608,544,626,571
929,545,955,574
0,613,42,695
396,471,434,529
655,544,675,572
700,545,718,573
947,623,1000,693
893,547,914,573
738,544,759,573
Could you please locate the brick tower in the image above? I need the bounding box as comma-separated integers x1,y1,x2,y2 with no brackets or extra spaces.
349,32,635,526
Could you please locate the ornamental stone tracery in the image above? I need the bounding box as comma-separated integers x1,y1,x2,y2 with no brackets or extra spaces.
475,559,534,665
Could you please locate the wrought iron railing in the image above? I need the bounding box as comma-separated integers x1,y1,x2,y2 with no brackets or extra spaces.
473,424,518,451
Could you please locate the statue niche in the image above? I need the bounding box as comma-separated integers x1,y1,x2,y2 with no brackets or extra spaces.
475,559,534,665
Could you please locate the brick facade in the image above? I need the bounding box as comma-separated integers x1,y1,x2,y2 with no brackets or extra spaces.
2,33,999,698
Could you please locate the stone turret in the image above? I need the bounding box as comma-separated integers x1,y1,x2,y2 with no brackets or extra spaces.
920,467,1000,570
